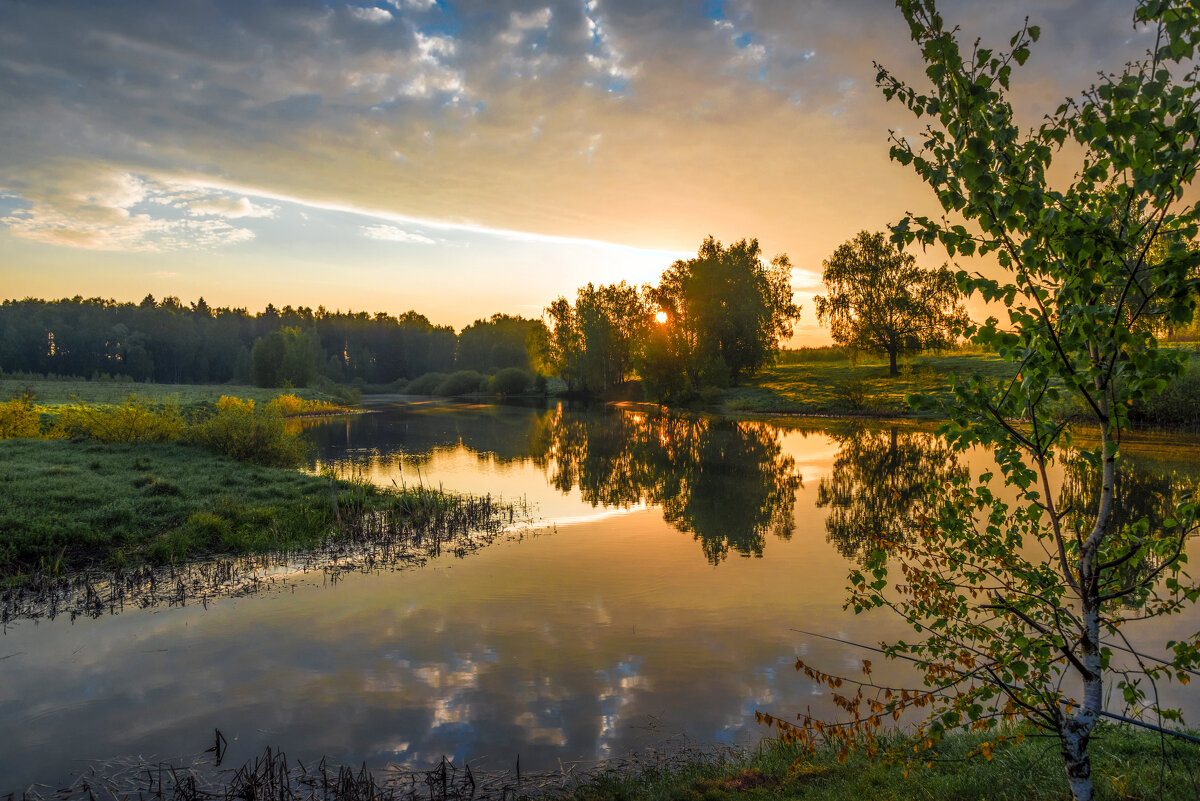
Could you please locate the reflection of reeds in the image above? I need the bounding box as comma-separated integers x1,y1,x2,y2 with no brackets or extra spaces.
21,736,733,801
1,488,528,625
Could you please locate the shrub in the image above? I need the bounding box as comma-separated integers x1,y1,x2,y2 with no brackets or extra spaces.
834,379,870,411
489,367,532,396
1131,358,1200,427
266,392,340,417
405,372,448,395
0,395,42,439
52,396,184,443
185,401,308,467
434,370,487,397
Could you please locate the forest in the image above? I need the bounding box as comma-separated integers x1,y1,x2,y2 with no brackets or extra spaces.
0,294,543,389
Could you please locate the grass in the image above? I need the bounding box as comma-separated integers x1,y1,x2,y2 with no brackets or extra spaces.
727,347,1200,424
0,438,477,579
724,352,1016,417
0,376,337,409
553,725,1200,801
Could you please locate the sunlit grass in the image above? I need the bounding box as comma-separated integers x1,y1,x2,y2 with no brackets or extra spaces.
725,352,1015,416
555,725,1200,800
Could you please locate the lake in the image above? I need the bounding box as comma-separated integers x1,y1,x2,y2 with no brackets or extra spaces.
1,400,1197,791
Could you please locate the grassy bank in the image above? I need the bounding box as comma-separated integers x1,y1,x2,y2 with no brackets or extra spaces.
0,438,483,580
724,348,1200,426
721,352,1014,417
554,725,1199,801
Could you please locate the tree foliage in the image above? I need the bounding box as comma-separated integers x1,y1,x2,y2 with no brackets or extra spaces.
544,281,650,394
763,4,1200,800
650,237,800,390
815,231,967,375
455,314,549,375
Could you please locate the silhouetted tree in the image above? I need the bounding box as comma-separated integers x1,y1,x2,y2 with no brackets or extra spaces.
814,231,967,376
650,236,800,388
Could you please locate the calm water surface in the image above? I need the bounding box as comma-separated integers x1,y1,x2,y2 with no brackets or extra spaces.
1,401,1197,790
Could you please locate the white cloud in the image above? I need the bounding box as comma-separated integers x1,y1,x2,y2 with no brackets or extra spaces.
0,167,258,252
361,223,436,244
386,0,437,10
186,195,277,219
348,6,393,24
500,7,553,44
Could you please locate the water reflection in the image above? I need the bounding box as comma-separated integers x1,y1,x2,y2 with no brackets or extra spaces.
1056,452,1200,606
313,404,803,564
533,411,802,563
815,425,965,561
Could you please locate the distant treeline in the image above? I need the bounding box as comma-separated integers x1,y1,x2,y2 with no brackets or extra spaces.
0,295,547,388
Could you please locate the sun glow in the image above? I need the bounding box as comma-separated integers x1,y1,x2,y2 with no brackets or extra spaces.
654,310,668,324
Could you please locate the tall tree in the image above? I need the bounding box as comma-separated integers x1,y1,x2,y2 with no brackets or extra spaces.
814,230,967,376
652,236,800,387
764,4,1200,800
544,282,649,393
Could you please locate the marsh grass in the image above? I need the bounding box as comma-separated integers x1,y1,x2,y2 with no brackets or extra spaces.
26,725,1198,801
0,439,516,591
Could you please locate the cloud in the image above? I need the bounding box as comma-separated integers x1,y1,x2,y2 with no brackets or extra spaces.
0,0,1154,320
186,195,277,219
348,6,393,25
387,0,437,10
0,165,258,252
361,224,437,244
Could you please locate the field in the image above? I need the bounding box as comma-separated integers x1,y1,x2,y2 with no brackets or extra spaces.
725,347,1200,424
0,375,336,409
723,351,1016,417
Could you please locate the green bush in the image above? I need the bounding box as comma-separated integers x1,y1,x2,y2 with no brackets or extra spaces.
489,367,532,396
1131,358,1200,427
434,370,487,397
52,396,184,443
184,403,308,467
405,372,448,395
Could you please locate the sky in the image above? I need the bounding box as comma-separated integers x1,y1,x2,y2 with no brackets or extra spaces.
0,0,1158,343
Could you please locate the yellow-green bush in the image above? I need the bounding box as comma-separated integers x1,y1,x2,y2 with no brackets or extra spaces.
185,400,309,467
267,392,340,417
0,395,42,439
51,396,184,443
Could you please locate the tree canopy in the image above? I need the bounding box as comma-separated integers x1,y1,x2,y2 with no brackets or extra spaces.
652,236,800,387
814,230,967,375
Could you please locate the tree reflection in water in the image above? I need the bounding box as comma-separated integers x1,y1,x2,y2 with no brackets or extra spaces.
532,409,802,564
817,425,966,561
1056,455,1200,607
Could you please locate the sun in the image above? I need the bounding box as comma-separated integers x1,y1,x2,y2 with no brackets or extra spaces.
654,310,668,324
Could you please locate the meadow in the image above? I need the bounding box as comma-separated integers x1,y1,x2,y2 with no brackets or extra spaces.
725,347,1200,428
0,437,496,578
722,350,1016,416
